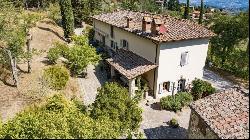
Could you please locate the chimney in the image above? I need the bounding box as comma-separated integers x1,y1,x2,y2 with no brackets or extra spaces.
126,16,133,28
151,17,164,36
142,16,152,32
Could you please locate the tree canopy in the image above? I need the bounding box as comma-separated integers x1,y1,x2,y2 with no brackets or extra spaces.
140,0,161,13
0,94,121,139
90,82,142,135
0,82,143,138
208,12,249,79
167,0,180,11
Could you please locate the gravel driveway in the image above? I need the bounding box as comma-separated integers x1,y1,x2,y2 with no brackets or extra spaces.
202,69,235,91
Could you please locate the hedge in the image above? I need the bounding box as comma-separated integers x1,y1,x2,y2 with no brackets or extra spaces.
160,92,193,112
191,78,216,100
43,65,70,90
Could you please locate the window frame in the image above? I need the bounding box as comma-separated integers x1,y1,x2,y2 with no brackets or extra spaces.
180,51,189,66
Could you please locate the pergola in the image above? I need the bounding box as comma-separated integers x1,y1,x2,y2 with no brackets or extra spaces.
106,49,158,97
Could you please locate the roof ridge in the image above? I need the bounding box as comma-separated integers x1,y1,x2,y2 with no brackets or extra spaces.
92,9,216,42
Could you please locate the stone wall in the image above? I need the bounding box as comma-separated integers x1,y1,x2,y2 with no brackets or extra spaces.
188,109,219,139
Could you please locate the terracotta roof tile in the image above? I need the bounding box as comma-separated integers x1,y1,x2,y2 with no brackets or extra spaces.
190,88,249,139
106,49,157,79
92,10,216,43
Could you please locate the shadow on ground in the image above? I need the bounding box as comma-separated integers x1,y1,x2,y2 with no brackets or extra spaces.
143,125,188,139
94,65,108,86
150,102,161,110
37,26,66,42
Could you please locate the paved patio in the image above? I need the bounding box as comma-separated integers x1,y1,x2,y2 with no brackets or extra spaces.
77,64,108,106
139,99,191,139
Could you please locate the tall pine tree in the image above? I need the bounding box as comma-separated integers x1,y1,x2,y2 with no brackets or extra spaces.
183,0,190,19
59,0,74,39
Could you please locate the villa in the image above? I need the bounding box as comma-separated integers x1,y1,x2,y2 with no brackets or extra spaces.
92,9,215,99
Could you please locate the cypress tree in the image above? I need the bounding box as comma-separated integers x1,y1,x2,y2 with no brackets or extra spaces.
183,0,190,19
59,0,74,39
198,0,204,24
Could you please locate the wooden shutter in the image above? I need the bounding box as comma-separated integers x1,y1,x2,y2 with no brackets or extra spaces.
110,26,114,38
125,40,129,50
167,82,171,92
159,83,163,94
120,40,123,48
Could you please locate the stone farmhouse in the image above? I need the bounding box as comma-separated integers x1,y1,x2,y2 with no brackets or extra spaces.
188,88,249,139
92,10,215,99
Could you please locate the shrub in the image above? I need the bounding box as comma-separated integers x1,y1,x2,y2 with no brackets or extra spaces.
47,42,69,64
84,26,95,41
47,3,61,23
169,118,179,128
54,42,69,57
90,82,142,135
0,94,121,139
160,92,193,112
47,47,60,64
43,65,70,90
71,35,89,46
191,78,216,100
160,96,182,112
65,42,100,75
175,92,193,106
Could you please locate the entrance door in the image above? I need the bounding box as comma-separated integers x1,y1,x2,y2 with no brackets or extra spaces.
177,79,186,92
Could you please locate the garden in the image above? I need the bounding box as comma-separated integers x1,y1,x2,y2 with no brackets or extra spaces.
0,82,143,139
160,78,216,112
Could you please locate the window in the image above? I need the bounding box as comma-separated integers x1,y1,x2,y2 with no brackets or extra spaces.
110,26,114,38
111,40,114,49
111,41,118,51
115,42,118,50
180,51,189,66
177,79,186,92
120,39,129,50
163,82,171,92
